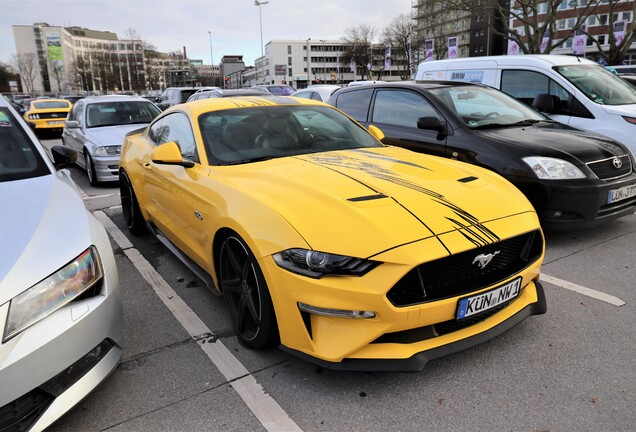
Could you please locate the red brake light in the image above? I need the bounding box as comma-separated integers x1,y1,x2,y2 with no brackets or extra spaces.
622,116,636,125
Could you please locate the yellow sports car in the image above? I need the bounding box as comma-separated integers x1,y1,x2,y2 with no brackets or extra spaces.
119,96,546,371
23,98,72,134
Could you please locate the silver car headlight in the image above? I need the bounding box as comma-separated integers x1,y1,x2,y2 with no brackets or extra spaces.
272,248,379,278
522,157,586,180
95,145,121,156
3,247,103,342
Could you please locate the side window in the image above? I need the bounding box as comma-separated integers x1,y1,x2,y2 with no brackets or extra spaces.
152,113,198,162
311,92,323,101
334,89,373,122
501,70,572,112
372,90,438,127
68,102,82,124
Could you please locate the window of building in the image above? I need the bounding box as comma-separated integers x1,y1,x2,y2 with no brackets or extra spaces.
288,57,292,66
288,69,293,77
567,18,575,29
599,14,608,25
287,45,292,55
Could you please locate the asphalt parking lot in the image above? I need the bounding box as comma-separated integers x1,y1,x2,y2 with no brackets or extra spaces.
41,137,636,432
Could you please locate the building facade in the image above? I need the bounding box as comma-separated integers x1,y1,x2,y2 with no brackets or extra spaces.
412,1,472,60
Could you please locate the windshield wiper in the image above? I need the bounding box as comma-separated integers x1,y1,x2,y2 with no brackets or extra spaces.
219,156,276,165
471,120,541,130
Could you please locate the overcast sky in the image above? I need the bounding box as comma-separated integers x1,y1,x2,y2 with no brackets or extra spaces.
1,0,413,66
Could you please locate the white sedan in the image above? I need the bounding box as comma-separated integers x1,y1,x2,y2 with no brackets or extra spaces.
0,97,123,431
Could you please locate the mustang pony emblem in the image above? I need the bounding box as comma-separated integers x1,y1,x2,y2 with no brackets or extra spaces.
472,251,500,269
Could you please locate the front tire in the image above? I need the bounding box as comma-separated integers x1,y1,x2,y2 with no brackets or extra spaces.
119,171,146,235
219,234,279,349
85,151,99,186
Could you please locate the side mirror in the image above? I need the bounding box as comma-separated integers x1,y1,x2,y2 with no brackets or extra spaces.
532,93,557,114
151,141,194,168
65,120,80,129
51,145,78,169
367,124,385,142
417,116,445,133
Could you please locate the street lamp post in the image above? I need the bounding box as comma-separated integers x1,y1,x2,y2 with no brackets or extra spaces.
255,0,269,84
306,38,311,87
208,30,215,86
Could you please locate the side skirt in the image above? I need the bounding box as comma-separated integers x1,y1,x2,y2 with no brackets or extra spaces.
147,222,221,296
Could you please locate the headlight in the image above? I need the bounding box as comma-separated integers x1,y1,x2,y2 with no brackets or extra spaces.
95,145,121,156
522,157,586,180
3,247,103,342
272,248,380,278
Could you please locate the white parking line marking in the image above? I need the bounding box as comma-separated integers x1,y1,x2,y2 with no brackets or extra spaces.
540,274,626,306
93,210,302,432
83,193,120,200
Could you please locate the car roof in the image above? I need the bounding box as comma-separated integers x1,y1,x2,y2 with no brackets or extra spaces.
168,95,326,115
334,80,479,91
417,54,597,69
81,95,154,104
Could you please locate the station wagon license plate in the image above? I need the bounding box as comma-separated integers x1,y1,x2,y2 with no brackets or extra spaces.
607,184,636,204
456,277,521,320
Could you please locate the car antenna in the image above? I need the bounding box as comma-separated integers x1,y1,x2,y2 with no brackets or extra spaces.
571,49,581,62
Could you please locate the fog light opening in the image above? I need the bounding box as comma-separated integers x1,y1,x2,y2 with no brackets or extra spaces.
298,302,375,319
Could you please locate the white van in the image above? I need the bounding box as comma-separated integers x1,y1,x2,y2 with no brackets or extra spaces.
416,55,636,155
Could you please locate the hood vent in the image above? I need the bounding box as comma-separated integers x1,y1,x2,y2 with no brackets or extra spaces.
347,194,388,202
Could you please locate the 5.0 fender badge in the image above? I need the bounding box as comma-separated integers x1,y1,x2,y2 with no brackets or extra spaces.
472,251,500,269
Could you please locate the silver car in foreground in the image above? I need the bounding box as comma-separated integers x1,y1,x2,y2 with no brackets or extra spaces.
62,95,161,185
0,97,123,431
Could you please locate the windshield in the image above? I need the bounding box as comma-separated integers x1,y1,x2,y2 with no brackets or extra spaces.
86,101,161,128
428,85,546,129
199,105,382,165
556,64,636,105
266,86,295,96
0,108,50,182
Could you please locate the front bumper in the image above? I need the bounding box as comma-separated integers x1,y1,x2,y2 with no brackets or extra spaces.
0,256,123,431
261,212,545,370
512,172,636,230
92,155,121,183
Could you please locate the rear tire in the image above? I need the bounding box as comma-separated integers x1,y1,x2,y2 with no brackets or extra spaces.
119,171,146,235
218,234,279,349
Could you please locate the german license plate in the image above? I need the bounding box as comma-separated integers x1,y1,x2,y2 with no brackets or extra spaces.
48,120,64,125
607,184,636,204
456,277,521,320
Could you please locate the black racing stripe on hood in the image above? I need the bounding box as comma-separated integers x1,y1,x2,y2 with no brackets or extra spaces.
303,151,500,246
353,149,433,171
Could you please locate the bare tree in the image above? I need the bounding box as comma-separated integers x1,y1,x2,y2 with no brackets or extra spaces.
123,28,144,92
143,41,162,91
0,61,19,93
383,14,418,80
47,59,64,93
342,23,379,80
446,0,601,54
582,0,636,65
10,52,38,94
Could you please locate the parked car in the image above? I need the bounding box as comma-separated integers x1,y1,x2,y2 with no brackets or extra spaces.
23,98,72,135
328,81,636,230
155,87,203,110
119,96,546,371
62,95,161,185
291,84,342,102
415,54,636,156
0,95,123,431
61,95,85,104
250,84,296,95
186,89,266,102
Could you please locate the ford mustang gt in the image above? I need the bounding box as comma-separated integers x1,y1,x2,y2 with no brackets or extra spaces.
119,96,546,371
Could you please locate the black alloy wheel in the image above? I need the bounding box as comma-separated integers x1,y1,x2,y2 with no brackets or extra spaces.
219,235,278,349
119,171,146,235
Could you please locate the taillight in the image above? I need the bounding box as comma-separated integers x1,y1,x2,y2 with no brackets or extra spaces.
622,116,636,125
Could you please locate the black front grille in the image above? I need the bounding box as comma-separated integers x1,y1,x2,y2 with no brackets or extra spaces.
0,389,53,432
587,155,632,180
386,230,543,307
